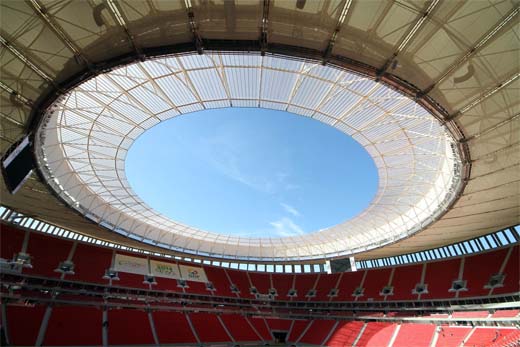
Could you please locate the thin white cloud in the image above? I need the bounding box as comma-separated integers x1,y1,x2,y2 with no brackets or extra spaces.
270,217,305,237
280,203,301,217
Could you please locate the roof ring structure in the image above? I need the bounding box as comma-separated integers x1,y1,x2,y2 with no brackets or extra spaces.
34,51,465,262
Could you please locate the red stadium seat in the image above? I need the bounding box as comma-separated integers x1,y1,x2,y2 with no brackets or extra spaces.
434,326,472,347
299,319,336,345
272,273,294,300
493,246,519,295
422,258,461,299
6,305,46,346
360,268,392,301
391,264,423,300
313,273,340,301
44,306,102,346
188,312,230,343
325,320,365,347
333,270,365,301
393,323,435,347
72,243,112,284
356,322,397,347
24,233,73,278
0,224,25,261
293,273,318,299
153,311,198,344
466,327,518,347
226,268,255,298
108,309,155,345
459,248,508,298
286,319,310,342
204,266,236,297
249,317,273,341
249,272,271,294
220,314,261,342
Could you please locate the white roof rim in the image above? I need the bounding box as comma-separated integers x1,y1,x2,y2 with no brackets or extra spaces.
34,51,466,261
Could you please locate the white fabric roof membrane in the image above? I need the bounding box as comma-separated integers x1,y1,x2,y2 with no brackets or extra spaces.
35,52,463,260
1,0,517,262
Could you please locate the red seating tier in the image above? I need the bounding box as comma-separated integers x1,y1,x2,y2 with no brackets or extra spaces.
6,305,45,346
0,224,25,260
24,232,72,278
266,317,292,331
2,224,519,303
153,276,183,292
314,273,340,301
108,309,154,345
452,311,489,319
293,273,318,299
494,246,519,295
422,258,460,299
435,326,472,347
491,309,520,318
226,268,254,298
361,268,392,301
299,319,336,345
72,243,112,284
356,322,397,347
466,327,518,347
185,280,210,295
325,321,365,347
153,311,197,344
44,306,102,346
459,248,508,298
205,266,235,297
249,317,273,340
188,312,230,342
391,264,423,300
287,320,310,342
272,273,294,299
333,270,364,301
220,314,260,341
393,323,435,347
249,272,271,294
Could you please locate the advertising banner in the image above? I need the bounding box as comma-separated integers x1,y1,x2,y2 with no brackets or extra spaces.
113,254,148,275
179,264,208,283
150,260,181,279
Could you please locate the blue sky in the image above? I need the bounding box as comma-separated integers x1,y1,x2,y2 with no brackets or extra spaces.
126,108,378,238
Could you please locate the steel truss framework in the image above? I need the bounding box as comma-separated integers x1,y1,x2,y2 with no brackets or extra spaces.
0,0,518,262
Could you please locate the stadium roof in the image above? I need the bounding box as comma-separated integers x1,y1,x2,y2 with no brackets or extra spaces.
1,0,518,262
